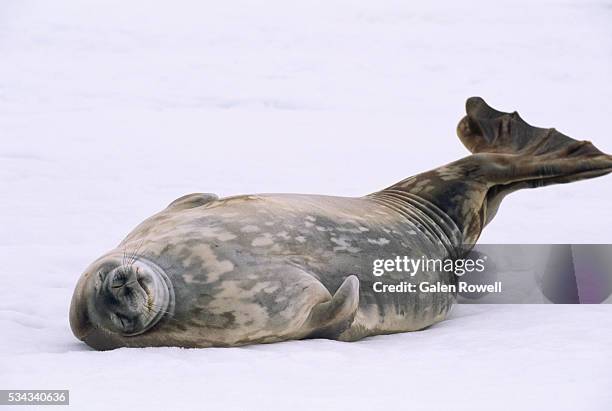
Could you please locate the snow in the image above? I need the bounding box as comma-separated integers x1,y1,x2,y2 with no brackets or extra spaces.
4,305,612,410
1,0,611,410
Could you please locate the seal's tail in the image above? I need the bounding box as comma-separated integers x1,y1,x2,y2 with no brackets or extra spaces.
456,97,612,188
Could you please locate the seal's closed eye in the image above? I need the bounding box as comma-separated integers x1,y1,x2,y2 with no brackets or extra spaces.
109,270,130,289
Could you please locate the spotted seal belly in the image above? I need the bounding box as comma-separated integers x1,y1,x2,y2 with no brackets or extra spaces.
69,97,612,349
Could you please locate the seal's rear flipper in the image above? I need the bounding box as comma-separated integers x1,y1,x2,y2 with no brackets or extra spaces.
384,98,612,244
457,97,612,189
303,275,359,339
453,97,612,237
457,97,612,182
458,97,607,157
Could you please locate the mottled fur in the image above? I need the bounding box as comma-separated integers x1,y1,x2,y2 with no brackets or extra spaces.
70,98,612,349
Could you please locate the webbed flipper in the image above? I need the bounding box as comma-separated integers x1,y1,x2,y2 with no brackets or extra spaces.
383,97,612,244
457,97,612,188
457,97,612,226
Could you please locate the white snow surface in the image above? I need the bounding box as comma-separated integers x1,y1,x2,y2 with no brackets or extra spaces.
1,0,611,410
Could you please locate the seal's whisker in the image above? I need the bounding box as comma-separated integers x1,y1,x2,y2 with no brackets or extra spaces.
133,239,146,264
147,305,173,316
130,248,149,268
143,305,178,322
122,247,128,267
127,243,138,266
126,238,146,267
143,300,173,314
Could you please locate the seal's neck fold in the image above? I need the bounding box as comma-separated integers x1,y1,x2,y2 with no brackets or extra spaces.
367,189,466,257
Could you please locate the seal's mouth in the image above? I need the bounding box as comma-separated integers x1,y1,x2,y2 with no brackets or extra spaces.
69,254,175,346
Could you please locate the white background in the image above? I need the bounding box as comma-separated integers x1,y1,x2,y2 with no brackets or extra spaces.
1,0,611,410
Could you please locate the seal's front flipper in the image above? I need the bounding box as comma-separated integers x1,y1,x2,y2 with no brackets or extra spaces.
303,275,360,339
166,193,219,211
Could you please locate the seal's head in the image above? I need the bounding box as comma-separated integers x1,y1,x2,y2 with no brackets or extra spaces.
69,253,174,350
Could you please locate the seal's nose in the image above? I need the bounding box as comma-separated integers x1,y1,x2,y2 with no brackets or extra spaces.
106,266,148,315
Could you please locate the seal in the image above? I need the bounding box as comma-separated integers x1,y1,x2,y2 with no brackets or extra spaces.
70,97,612,349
